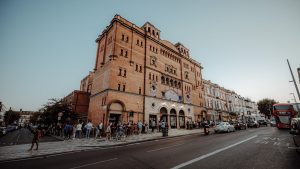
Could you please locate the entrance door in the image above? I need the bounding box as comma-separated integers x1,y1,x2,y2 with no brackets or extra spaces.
109,114,121,126
170,109,177,128
149,115,157,124
160,107,168,127
179,110,185,128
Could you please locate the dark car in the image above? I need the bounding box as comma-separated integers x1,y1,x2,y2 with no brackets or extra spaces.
290,118,300,153
258,120,268,127
231,121,247,130
247,121,260,128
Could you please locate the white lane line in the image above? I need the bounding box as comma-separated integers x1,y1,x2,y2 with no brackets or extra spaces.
171,135,258,169
288,147,300,149
68,158,118,169
147,143,185,153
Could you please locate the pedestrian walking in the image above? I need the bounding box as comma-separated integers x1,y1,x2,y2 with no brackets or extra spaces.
151,120,156,133
106,123,112,141
72,122,77,139
75,121,82,139
137,120,143,135
64,122,72,139
144,122,149,134
95,122,103,139
85,120,93,139
28,126,42,151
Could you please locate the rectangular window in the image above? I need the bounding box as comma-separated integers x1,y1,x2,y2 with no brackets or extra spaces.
139,87,141,95
120,49,123,56
123,70,126,77
129,112,134,117
139,66,142,72
119,68,122,76
162,92,165,97
123,85,126,92
136,64,138,71
118,84,121,91
125,51,128,57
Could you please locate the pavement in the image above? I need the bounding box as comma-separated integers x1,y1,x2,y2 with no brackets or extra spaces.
0,128,204,162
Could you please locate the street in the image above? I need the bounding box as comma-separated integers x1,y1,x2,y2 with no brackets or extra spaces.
0,127,299,169
0,128,60,147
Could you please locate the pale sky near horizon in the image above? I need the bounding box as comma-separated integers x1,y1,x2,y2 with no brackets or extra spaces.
1,0,300,111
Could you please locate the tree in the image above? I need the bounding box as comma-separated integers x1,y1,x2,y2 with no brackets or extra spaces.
39,98,78,125
29,111,42,125
4,109,20,125
257,98,277,118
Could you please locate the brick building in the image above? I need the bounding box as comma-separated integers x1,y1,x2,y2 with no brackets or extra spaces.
63,90,90,120
85,15,205,128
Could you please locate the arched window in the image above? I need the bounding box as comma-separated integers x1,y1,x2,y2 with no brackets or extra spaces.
174,81,177,87
148,27,150,32
152,30,155,35
178,82,181,88
161,76,165,84
170,79,173,86
166,78,169,85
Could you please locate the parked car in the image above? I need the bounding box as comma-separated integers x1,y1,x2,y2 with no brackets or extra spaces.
270,118,276,127
231,121,247,130
290,118,300,153
6,125,16,132
214,122,235,133
247,121,260,128
258,120,268,127
0,127,7,136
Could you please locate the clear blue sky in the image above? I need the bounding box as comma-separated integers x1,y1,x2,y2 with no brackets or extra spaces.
1,0,300,111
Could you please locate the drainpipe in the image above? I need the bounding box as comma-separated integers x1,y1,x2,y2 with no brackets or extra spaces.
143,27,147,123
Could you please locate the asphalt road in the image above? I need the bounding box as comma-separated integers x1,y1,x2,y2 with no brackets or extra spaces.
0,128,60,147
0,127,299,169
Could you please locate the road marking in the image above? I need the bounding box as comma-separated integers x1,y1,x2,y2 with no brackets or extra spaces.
147,143,185,153
171,135,258,169
68,158,118,169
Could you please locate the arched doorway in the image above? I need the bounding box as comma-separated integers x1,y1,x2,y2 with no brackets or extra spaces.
201,111,207,121
179,110,185,128
108,102,124,126
170,109,177,128
160,107,168,126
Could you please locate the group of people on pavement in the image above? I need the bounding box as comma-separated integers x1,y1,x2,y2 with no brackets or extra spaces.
48,119,168,141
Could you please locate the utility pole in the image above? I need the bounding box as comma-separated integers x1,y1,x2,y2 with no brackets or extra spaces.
290,93,300,115
287,59,300,117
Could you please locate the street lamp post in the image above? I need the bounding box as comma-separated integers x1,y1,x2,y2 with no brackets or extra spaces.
298,68,300,84
287,59,300,103
290,93,300,117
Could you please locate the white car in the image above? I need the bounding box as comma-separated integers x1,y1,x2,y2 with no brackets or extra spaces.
214,122,235,133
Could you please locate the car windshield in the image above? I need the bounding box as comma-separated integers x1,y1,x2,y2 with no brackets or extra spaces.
219,122,227,126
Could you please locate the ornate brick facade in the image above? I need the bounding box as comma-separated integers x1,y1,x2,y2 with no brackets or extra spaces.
86,15,205,128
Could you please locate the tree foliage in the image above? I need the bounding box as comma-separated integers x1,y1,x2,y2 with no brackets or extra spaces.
4,110,20,125
38,98,78,125
29,112,42,125
257,98,277,118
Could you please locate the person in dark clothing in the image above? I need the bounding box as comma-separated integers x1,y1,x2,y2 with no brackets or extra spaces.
28,127,41,151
